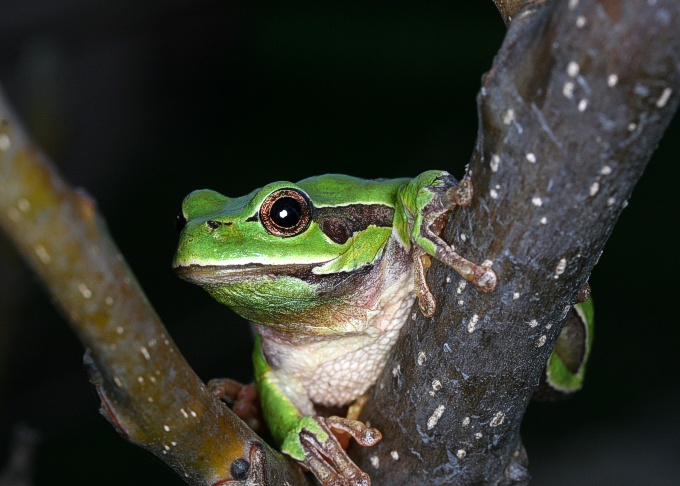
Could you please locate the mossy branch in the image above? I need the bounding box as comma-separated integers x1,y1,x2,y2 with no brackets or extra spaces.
0,90,305,485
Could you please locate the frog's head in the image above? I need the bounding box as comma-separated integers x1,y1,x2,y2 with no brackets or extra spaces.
173,176,400,333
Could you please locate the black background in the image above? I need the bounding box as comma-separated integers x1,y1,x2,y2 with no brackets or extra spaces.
0,2,677,485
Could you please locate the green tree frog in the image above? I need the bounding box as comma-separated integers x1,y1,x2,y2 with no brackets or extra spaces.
173,170,592,484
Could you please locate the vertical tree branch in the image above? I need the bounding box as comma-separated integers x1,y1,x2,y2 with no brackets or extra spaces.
355,0,680,484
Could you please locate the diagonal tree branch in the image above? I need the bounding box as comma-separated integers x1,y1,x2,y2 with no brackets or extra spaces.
354,0,680,484
0,89,305,485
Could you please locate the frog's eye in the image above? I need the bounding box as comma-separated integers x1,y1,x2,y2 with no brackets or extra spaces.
175,210,187,234
259,188,312,237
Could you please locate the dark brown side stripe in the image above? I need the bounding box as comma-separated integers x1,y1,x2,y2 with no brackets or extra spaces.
314,204,394,244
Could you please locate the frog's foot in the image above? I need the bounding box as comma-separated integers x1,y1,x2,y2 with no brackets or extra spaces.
429,234,498,294
208,378,264,433
412,240,497,317
411,177,497,306
282,415,381,486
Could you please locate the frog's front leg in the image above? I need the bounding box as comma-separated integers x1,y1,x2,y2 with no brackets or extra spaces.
400,171,498,316
253,339,381,485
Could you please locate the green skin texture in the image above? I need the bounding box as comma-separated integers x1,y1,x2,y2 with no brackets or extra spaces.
174,171,594,465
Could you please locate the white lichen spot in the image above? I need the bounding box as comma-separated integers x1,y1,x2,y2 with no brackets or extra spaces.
113,376,123,387
540,216,548,225
140,346,151,361
457,449,467,459
475,432,483,440
105,296,114,306
656,87,672,108
569,0,580,9
563,81,575,99
147,396,154,403
190,410,197,418
578,98,588,112
446,276,451,283
163,425,171,432
562,305,571,318
78,283,92,299
600,165,612,175
456,280,467,294
392,364,401,377
490,411,506,427
607,197,616,207
554,258,567,278
370,455,379,469
531,196,543,207
537,335,547,347
528,319,539,328
589,181,600,197
34,244,51,264
491,154,500,172
6,207,20,222
429,379,442,397
607,74,618,87
482,259,493,268
628,122,637,132
17,198,31,213
467,314,479,333
115,326,124,335
391,450,399,461
427,405,446,430
460,233,467,242
180,408,189,419
512,292,520,300
576,15,586,28
458,299,464,306
417,351,427,366
0,133,10,151
137,376,144,384
489,188,498,199
462,416,471,427
546,323,553,330
503,108,516,125
149,376,157,384
526,152,537,163
171,441,177,447
567,61,580,77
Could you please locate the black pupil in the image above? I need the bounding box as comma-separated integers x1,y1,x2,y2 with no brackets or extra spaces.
270,196,302,228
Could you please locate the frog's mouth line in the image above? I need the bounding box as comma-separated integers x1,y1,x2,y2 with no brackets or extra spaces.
174,263,322,285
